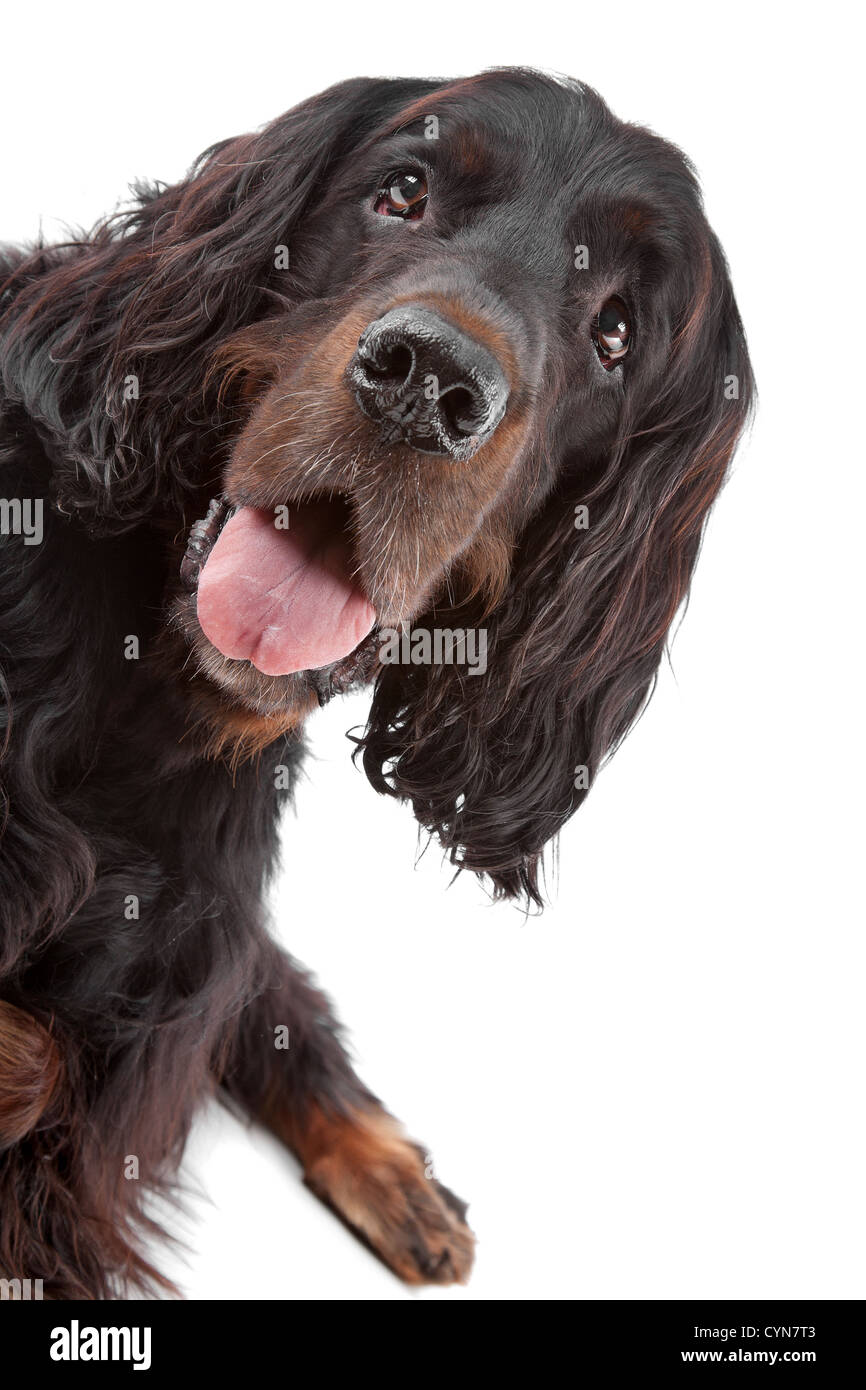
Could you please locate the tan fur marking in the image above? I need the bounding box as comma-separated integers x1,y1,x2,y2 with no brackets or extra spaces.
0,1002,63,1147
268,1099,475,1285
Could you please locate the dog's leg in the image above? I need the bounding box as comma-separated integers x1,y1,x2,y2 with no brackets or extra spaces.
220,942,475,1285
0,1000,179,1299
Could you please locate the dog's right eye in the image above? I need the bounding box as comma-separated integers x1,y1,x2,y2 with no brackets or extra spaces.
592,296,632,368
374,172,428,220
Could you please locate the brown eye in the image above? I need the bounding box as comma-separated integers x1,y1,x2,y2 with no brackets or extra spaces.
593,296,632,368
374,171,428,220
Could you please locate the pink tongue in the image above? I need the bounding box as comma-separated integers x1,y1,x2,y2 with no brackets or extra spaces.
196,504,376,677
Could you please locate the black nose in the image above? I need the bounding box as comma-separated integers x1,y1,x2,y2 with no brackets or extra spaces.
346,306,509,459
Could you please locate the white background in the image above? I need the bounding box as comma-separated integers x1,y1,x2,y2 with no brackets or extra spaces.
3,1,862,1300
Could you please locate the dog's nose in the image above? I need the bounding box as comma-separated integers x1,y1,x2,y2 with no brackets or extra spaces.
346,306,509,458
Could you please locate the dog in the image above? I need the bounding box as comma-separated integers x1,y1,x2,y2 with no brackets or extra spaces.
0,69,753,1297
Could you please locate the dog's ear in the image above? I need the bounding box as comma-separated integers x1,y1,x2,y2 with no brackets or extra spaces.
360,230,754,905
0,77,438,526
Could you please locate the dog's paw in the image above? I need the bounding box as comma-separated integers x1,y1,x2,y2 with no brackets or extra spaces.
302,1105,475,1285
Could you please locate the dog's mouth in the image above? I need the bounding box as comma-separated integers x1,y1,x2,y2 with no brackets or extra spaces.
180,494,380,700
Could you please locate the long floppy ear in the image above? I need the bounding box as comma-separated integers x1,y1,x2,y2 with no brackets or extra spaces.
360,230,755,905
0,77,438,528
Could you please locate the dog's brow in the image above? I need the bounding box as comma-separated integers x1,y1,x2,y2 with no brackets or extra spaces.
371,119,494,184
364,132,433,167
384,79,486,135
365,127,494,186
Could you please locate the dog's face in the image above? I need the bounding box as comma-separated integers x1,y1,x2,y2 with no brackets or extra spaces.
177,73,706,719
8,71,752,900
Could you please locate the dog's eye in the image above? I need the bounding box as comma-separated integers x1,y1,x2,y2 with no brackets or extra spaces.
593,296,632,367
374,172,428,220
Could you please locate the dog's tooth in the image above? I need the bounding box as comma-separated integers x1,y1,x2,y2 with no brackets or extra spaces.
180,496,232,588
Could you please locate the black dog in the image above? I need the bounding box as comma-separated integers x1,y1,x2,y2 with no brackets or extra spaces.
0,69,753,1296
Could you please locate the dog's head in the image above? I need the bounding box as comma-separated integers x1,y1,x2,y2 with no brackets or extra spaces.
2,70,753,902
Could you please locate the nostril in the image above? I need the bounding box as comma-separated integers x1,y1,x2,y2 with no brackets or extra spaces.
361,339,414,389
439,386,478,437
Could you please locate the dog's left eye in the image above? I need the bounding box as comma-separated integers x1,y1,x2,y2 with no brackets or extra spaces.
374,172,428,220
593,296,632,368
